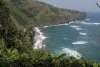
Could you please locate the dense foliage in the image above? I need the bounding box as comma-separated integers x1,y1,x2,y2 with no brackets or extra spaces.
0,0,100,67
0,0,34,51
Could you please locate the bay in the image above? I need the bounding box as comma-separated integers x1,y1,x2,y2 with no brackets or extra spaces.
40,12,100,62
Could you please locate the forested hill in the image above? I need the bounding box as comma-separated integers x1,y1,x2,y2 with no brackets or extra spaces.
1,0,100,67
4,0,86,26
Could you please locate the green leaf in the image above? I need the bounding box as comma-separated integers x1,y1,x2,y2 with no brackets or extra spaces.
57,53,66,60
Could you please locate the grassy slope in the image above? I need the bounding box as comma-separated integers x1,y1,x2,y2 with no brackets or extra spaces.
4,0,86,26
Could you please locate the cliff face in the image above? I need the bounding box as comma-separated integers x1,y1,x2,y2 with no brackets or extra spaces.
4,0,86,27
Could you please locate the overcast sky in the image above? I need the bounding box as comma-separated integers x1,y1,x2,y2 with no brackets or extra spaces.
38,0,100,12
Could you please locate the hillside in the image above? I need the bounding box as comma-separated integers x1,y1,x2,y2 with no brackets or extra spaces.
4,0,86,26
1,0,100,67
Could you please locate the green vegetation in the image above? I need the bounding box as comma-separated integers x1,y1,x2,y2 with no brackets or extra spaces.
1,0,100,67
0,0,34,52
4,0,86,26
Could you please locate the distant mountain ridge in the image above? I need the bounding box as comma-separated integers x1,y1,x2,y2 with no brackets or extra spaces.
4,0,86,27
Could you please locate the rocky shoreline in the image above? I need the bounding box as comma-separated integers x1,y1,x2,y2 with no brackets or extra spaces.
33,18,86,49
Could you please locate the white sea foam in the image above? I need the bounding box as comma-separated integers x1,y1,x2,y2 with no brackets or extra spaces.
79,32,87,35
51,23,69,27
70,25,83,30
85,19,90,21
69,21,74,24
34,27,47,49
62,47,82,59
43,26,48,28
72,41,88,45
43,26,51,28
81,22,91,25
92,23,100,25
81,22,100,25
43,23,68,28
70,25,80,28
63,38,68,40
86,19,90,20
75,28,83,30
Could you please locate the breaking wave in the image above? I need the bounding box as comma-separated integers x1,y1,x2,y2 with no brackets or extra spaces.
34,27,47,49
63,38,68,40
43,23,68,28
84,19,90,21
79,32,87,35
72,41,88,45
81,22,100,25
62,47,82,59
70,25,83,30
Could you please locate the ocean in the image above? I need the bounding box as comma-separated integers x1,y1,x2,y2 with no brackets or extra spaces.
34,12,100,62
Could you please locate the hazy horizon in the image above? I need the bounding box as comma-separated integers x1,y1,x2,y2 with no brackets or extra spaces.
38,0,100,12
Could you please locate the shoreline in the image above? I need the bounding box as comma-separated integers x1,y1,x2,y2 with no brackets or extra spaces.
40,18,88,28
33,22,71,49
34,27,46,49
33,19,88,49
43,21,73,28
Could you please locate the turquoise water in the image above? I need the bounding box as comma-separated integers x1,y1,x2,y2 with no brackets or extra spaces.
40,12,100,62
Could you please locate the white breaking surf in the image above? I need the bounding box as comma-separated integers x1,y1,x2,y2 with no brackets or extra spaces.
34,27,47,49
62,47,82,59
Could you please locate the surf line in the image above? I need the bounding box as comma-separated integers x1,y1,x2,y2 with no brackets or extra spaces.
33,21,74,49
43,20,77,28
34,27,47,49
43,23,69,28
62,47,82,59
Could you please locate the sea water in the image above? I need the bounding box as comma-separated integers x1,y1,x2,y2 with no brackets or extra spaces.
36,12,100,62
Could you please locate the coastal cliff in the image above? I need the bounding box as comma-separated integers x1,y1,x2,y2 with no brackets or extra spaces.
4,0,86,26
3,0,86,49
3,0,86,51
1,0,100,67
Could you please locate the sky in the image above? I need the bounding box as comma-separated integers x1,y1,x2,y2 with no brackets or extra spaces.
38,0,100,12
